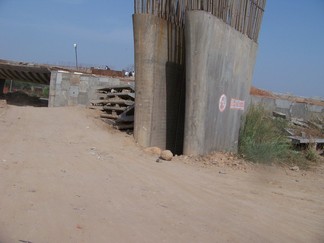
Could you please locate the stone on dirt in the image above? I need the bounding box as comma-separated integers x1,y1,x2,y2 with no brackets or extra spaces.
144,147,162,155
0,99,7,108
290,166,300,172
160,150,173,161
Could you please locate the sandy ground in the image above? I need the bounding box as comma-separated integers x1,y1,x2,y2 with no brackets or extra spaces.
0,104,323,243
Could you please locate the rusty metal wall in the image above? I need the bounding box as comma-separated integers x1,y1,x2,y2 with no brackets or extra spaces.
183,10,258,155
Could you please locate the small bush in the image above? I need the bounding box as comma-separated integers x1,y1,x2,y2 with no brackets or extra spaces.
305,147,318,162
43,86,49,97
239,105,290,164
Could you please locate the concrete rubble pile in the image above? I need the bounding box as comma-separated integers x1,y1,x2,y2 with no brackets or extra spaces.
273,111,324,154
90,85,135,130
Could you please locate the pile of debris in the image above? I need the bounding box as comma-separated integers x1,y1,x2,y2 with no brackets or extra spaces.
273,111,324,153
90,85,135,130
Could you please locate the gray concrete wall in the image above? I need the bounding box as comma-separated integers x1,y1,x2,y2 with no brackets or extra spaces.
251,95,324,120
49,70,121,107
184,10,258,155
133,14,185,154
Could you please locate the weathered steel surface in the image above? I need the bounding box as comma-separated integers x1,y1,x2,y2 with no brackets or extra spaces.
183,10,258,155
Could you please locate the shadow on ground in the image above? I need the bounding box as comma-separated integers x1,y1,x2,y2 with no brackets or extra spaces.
1,91,48,107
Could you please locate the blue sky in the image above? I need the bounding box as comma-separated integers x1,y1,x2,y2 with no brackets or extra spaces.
0,0,134,69
254,0,324,98
0,0,323,98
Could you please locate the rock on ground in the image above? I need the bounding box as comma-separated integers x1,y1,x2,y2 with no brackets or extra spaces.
144,146,162,155
160,150,173,161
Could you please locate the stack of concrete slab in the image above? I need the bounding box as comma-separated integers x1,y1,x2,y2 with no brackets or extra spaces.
90,85,135,130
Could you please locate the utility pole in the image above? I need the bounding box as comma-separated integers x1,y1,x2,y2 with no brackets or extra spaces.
73,43,78,69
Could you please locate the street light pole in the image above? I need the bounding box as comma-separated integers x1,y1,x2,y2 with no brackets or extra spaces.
73,43,78,70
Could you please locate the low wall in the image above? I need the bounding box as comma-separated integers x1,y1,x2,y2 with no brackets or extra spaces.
48,70,121,107
251,95,324,120
184,10,258,155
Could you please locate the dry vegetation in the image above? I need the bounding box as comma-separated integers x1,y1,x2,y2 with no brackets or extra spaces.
238,105,323,170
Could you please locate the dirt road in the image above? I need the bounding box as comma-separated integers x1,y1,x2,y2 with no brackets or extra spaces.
0,104,323,243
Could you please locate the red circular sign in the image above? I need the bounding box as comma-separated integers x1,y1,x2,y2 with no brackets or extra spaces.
219,94,227,112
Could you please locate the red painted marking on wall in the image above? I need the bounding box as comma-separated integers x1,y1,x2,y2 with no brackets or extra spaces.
230,99,245,110
219,94,227,112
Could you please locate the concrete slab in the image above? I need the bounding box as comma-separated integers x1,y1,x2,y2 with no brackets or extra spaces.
184,10,258,155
